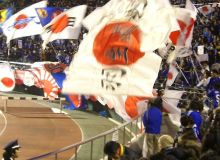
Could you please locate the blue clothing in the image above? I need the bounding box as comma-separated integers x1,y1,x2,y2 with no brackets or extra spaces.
187,110,203,141
143,106,162,134
207,89,220,109
187,111,202,129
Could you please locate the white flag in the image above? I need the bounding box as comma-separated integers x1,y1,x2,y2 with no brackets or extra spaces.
0,63,15,92
138,0,177,52
162,89,185,126
169,1,197,47
63,0,166,96
99,95,149,121
198,5,215,16
166,63,179,86
41,5,87,49
2,1,47,43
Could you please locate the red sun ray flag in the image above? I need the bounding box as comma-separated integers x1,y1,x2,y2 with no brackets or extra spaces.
0,63,15,92
169,0,197,47
2,1,47,43
41,5,87,49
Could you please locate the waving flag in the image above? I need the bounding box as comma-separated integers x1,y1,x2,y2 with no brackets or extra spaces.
99,95,149,121
36,7,63,26
2,1,47,43
63,0,164,96
169,0,197,47
166,63,179,86
0,8,13,32
198,5,215,16
162,89,185,126
41,5,87,49
14,68,59,98
0,63,15,92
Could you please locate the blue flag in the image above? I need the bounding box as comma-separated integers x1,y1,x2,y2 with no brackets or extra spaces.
35,7,63,26
0,8,13,32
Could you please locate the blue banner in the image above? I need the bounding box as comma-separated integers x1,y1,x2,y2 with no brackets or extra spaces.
35,7,63,26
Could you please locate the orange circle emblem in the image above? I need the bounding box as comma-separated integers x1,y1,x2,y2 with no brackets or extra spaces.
93,21,144,65
14,14,28,29
51,14,68,33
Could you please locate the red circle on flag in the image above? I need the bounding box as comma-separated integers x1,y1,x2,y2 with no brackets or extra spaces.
93,21,144,65
1,77,14,88
14,14,28,29
51,14,68,33
167,72,173,80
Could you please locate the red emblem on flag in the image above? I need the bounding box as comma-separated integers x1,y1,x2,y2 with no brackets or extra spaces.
202,6,209,13
167,72,173,80
1,77,14,88
14,14,28,29
169,18,195,46
93,21,144,65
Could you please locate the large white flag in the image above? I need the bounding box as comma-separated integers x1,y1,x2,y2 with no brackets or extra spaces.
0,63,15,92
63,0,178,96
2,1,47,43
41,5,87,49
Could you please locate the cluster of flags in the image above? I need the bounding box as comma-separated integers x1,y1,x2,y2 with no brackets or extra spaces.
0,0,87,46
0,0,215,121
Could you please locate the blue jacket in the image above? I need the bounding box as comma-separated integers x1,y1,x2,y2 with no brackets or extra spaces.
143,106,162,134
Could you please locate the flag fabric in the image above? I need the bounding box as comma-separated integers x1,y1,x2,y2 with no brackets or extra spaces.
41,5,87,49
51,72,86,109
0,63,15,92
138,0,178,52
0,8,13,31
63,0,166,96
99,95,149,121
36,7,64,27
169,0,197,47
166,63,179,86
198,5,215,16
14,68,59,98
195,54,208,62
162,89,185,126
2,1,47,43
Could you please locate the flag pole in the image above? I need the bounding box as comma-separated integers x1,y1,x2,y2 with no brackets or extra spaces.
175,62,190,85
189,55,200,83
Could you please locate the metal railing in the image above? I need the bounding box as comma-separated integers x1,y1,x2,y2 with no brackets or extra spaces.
27,116,143,160
0,96,66,113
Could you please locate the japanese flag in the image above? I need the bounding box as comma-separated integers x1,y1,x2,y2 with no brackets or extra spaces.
166,63,179,86
198,5,215,16
0,63,15,92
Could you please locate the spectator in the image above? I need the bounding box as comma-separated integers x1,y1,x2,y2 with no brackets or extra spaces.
142,97,163,159
104,141,141,160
